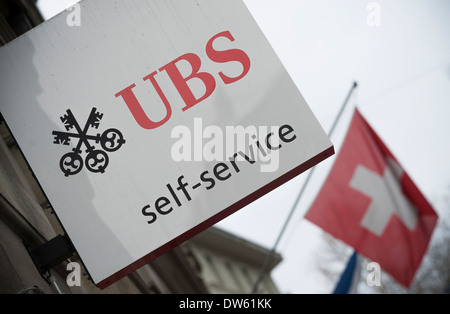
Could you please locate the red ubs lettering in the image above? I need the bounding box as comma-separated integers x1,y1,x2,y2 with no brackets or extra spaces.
114,31,251,130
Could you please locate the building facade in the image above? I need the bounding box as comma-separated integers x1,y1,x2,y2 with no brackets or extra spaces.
189,227,281,294
0,0,281,294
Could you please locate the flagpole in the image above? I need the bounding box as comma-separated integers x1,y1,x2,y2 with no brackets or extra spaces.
250,81,358,294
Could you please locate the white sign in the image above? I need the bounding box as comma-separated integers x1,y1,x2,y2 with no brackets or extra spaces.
0,0,333,288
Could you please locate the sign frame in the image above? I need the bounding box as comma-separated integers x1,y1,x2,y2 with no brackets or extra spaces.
0,0,334,289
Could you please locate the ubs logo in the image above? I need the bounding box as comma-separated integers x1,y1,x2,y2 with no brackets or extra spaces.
52,107,125,177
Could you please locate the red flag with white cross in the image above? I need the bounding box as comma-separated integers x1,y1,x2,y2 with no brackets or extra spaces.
305,108,438,287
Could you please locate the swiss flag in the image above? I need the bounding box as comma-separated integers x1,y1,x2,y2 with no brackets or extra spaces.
305,108,438,287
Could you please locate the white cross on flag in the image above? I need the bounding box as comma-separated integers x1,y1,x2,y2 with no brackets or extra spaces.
305,108,438,287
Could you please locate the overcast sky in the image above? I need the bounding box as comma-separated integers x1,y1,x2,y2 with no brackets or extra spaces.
36,0,450,293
